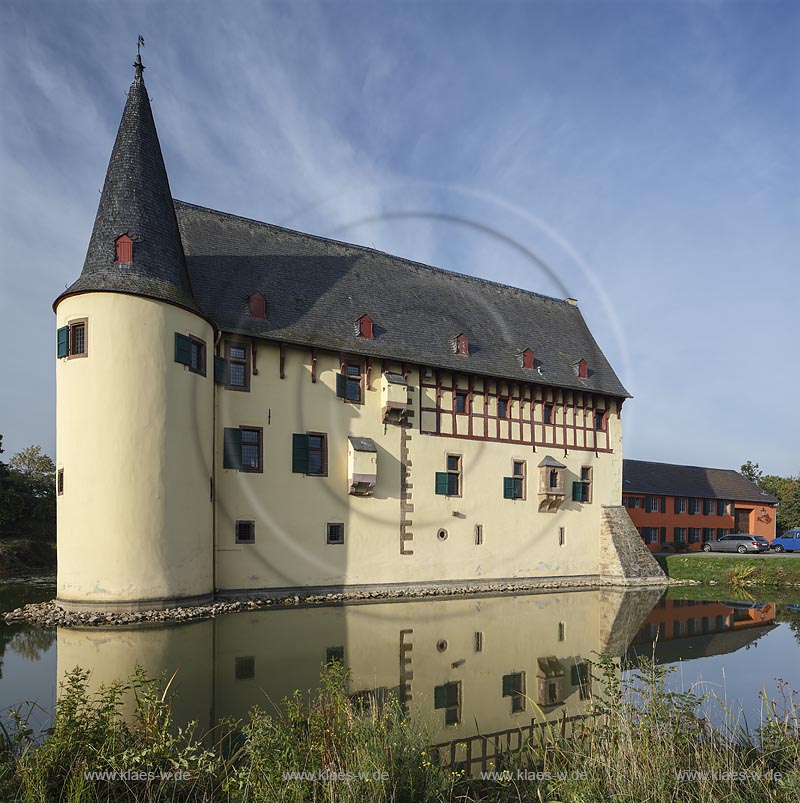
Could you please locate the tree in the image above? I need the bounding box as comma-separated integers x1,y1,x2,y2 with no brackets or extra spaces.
9,445,55,487
740,461,763,484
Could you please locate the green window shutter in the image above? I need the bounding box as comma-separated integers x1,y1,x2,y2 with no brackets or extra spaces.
688,498,695,515
335,372,347,399
292,434,309,474
214,356,227,384
674,497,680,514
502,674,514,697
660,527,667,543
572,482,582,502
435,472,449,495
445,683,458,707
434,685,447,709
223,428,242,470
57,326,69,359
503,477,515,499
174,333,191,366
660,496,667,513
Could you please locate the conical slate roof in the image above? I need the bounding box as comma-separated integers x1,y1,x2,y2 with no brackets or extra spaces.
54,56,198,312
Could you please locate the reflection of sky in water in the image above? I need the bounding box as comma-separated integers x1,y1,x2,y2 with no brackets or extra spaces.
656,624,800,734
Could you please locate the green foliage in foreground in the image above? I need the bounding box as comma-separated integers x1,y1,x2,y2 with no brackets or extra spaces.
657,553,800,588
0,659,797,803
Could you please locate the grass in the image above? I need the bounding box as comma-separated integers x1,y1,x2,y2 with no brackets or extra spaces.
0,658,797,803
656,554,800,588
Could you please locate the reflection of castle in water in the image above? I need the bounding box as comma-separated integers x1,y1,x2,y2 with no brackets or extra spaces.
57,588,660,764
627,598,777,665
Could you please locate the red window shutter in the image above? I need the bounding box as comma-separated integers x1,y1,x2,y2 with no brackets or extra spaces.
249,292,266,318
115,235,133,263
577,359,588,379
522,348,534,369
456,334,468,355
358,314,373,339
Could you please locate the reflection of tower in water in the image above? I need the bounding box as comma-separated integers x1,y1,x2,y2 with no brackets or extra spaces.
57,587,660,768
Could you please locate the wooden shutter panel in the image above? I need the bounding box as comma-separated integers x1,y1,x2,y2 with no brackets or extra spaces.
660,527,667,542
57,326,69,358
174,333,192,366
503,477,515,499
292,434,309,474
214,356,227,384
433,685,447,709
445,683,458,707
335,371,347,398
688,498,695,515
502,674,514,696
435,472,449,495
660,496,667,513
223,428,242,470
674,497,680,514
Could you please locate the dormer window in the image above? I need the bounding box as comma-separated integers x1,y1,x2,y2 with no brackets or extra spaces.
520,348,534,369
115,234,133,264
248,292,266,319
356,314,374,339
453,333,469,356
575,359,588,379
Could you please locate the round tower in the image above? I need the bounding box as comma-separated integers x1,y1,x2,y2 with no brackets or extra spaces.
53,54,214,611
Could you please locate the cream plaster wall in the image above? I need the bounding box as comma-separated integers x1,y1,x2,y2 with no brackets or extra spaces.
55,294,214,606
215,340,623,591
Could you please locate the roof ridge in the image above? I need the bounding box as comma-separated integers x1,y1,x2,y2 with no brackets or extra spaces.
172,199,575,308
624,459,742,474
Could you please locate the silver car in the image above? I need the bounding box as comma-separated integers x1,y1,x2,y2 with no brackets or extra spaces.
702,534,770,554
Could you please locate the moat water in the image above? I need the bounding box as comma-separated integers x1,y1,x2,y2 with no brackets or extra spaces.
1,577,799,753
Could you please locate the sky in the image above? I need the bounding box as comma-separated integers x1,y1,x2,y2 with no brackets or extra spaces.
0,0,797,476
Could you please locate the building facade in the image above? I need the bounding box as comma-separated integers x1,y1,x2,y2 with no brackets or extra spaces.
53,56,662,611
623,459,779,551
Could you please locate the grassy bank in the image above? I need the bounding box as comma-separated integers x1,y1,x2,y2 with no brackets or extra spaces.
0,660,797,803
0,538,56,579
656,554,800,588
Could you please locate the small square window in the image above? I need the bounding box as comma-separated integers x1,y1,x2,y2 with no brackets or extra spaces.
235,656,255,680
235,520,255,544
327,523,345,545
326,646,344,665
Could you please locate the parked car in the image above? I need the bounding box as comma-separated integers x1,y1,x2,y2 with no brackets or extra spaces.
771,529,800,553
701,534,770,554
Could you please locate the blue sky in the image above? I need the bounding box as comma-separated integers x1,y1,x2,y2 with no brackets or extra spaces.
1,0,797,475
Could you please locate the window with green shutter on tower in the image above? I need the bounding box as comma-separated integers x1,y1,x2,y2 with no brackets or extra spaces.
503,460,526,499
57,319,88,360
174,332,206,376
223,426,263,472
502,672,526,713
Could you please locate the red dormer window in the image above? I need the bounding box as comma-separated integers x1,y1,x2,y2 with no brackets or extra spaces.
576,358,588,379
454,333,469,356
357,314,374,339
248,292,266,319
115,234,133,264
520,348,534,369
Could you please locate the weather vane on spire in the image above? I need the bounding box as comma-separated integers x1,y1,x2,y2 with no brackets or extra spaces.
134,35,145,79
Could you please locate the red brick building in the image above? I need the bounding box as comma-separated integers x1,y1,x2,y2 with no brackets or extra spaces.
622,460,779,551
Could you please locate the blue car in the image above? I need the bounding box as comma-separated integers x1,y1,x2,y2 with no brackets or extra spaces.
771,529,800,553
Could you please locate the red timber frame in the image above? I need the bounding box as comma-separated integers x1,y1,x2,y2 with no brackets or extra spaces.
419,371,617,453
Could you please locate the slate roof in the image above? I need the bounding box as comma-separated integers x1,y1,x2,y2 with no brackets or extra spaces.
55,58,629,399
623,460,779,504
172,201,630,397
54,61,198,313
